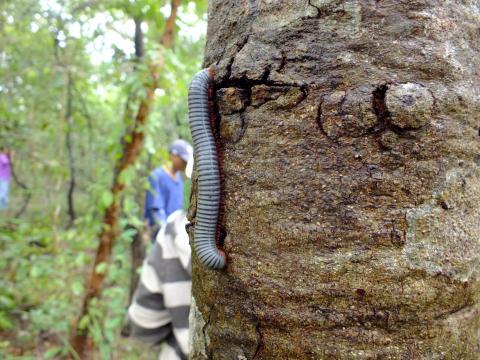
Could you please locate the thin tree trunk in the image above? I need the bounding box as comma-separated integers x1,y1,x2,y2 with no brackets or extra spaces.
128,225,148,303
189,1,480,358
70,1,181,357
65,72,76,228
9,155,32,219
52,31,77,227
122,17,149,337
134,17,144,60
72,83,94,167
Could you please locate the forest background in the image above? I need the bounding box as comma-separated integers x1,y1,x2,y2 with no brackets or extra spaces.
0,0,206,358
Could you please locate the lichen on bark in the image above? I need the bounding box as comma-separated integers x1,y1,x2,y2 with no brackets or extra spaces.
189,1,480,358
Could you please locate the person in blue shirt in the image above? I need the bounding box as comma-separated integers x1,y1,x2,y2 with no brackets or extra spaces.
144,140,193,231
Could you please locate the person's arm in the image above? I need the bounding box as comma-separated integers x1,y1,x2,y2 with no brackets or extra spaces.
0,154,8,166
145,174,168,227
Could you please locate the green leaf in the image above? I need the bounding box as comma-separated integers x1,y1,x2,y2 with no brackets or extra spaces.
118,167,136,185
101,191,114,208
71,281,84,296
105,316,122,330
0,312,13,330
44,346,63,359
0,295,16,310
78,314,90,331
30,265,43,278
95,262,108,274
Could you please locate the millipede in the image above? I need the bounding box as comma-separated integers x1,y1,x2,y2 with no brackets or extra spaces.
188,68,227,270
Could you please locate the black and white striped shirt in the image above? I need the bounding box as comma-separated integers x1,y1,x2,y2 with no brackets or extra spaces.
128,210,191,359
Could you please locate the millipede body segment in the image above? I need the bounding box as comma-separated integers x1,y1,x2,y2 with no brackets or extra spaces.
188,68,227,270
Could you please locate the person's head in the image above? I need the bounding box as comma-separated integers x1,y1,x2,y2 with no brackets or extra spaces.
169,139,193,174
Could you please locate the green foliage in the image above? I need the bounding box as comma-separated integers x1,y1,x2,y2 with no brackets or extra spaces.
0,0,205,357
0,220,92,354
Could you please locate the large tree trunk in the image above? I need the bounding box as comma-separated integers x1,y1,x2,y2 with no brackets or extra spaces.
189,1,480,358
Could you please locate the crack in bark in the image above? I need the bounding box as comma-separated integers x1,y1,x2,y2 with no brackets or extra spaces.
390,219,405,247
218,36,306,90
234,111,249,144
315,95,340,146
213,44,227,68
433,302,476,321
220,35,251,86
277,50,287,73
219,67,306,90
202,305,214,359
300,85,309,101
305,0,347,19
219,78,304,90
371,84,390,132
217,83,308,146
251,320,264,360
261,64,271,83
307,0,322,19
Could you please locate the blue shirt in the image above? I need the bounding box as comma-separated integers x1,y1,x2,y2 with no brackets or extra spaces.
144,167,184,226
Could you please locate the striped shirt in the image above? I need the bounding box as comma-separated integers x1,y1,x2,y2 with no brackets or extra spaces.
128,210,191,359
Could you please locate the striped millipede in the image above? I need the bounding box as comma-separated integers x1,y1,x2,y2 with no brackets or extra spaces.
188,68,227,270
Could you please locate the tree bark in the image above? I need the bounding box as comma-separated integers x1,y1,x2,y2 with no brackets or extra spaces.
9,154,32,219
70,1,181,357
126,14,148,321
189,1,480,358
127,225,149,303
134,17,144,60
52,32,77,227
65,72,76,228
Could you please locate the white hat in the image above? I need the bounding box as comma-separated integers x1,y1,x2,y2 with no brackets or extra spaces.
169,139,193,178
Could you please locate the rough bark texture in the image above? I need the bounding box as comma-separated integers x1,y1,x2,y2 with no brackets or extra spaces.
189,1,480,359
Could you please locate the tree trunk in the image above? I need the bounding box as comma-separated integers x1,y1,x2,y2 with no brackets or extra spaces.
126,14,148,322
70,0,181,357
65,71,76,228
127,225,149,303
189,1,480,358
9,154,32,219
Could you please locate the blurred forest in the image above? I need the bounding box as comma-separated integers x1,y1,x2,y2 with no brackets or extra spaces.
0,0,206,358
